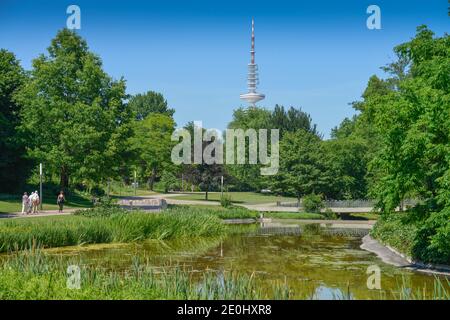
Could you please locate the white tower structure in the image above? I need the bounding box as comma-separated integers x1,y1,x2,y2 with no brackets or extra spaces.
240,18,265,106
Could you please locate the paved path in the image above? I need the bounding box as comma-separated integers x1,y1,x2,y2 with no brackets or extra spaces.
0,209,77,219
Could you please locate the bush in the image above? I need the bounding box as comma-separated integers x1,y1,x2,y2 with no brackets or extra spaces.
322,208,339,220
302,194,324,213
371,213,418,257
220,193,233,208
412,209,450,265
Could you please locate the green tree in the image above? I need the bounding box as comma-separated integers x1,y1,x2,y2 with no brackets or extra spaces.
273,130,332,201
0,49,29,191
129,91,174,120
129,113,175,190
367,26,449,212
15,29,132,190
181,121,225,200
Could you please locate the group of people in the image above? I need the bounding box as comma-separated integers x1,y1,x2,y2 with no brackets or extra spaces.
21,191,66,214
21,191,40,214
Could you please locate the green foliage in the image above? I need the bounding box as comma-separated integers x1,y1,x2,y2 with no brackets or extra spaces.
220,193,233,208
128,90,174,120
322,208,339,220
15,29,133,189
129,113,176,190
366,26,450,213
159,170,179,193
0,208,227,252
302,193,325,213
0,49,30,192
0,250,291,300
273,130,332,198
412,209,450,264
371,213,419,258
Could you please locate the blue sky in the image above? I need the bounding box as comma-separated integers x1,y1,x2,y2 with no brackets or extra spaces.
0,0,448,138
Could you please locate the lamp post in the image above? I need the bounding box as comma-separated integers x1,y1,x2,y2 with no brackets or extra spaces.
39,163,43,210
134,170,137,196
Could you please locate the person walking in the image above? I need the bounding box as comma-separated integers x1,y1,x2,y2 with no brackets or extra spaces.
57,191,65,213
27,191,35,214
21,192,29,214
31,191,39,214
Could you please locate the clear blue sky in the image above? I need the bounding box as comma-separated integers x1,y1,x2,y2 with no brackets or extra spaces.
1,0,448,138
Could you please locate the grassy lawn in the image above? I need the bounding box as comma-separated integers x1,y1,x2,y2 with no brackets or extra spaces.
171,192,297,205
264,212,324,220
108,184,157,197
0,191,92,214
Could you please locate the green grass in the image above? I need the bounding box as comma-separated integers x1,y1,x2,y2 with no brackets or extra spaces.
0,249,448,300
264,212,324,220
0,249,290,300
171,192,297,205
0,206,226,252
0,190,92,214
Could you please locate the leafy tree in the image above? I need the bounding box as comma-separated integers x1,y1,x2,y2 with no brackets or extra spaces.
0,49,29,191
367,26,449,213
15,29,132,190
181,121,225,200
226,107,271,191
273,130,332,201
129,113,175,190
129,91,174,120
270,104,319,138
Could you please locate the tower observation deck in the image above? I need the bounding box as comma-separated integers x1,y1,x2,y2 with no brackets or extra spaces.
240,18,265,106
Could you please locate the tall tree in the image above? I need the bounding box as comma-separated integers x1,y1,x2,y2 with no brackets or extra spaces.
15,29,132,189
273,129,332,201
270,105,319,138
128,91,174,120
367,26,449,212
129,113,175,190
0,50,29,191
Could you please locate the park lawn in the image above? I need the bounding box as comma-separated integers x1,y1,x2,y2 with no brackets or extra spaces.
0,191,92,214
171,192,297,205
347,212,379,220
264,212,324,220
108,184,157,197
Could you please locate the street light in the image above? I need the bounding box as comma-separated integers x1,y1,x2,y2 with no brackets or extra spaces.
39,163,43,210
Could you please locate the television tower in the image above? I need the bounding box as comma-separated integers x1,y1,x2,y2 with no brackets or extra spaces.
240,18,265,106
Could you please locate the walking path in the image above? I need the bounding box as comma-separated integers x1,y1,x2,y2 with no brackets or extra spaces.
0,209,77,219
361,234,450,276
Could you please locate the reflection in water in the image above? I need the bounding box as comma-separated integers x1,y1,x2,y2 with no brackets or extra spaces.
44,224,446,299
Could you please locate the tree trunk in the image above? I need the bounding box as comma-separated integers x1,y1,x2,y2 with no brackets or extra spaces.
60,166,69,191
147,168,157,190
205,189,209,200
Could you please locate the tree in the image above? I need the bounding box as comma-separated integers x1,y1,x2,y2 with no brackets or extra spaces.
273,130,332,201
0,50,29,191
367,26,449,213
15,29,132,190
180,121,225,200
226,107,271,191
128,91,174,120
270,105,320,138
129,113,175,190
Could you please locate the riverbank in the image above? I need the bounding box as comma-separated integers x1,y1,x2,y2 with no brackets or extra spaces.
0,206,226,252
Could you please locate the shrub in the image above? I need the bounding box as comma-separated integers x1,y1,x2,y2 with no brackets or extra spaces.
322,208,339,220
220,193,233,208
412,209,450,265
302,194,324,213
371,213,418,258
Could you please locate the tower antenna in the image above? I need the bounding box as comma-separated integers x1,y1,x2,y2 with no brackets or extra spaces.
240,18,265,106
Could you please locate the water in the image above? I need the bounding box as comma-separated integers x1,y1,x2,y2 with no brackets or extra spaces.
45,222,447,299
